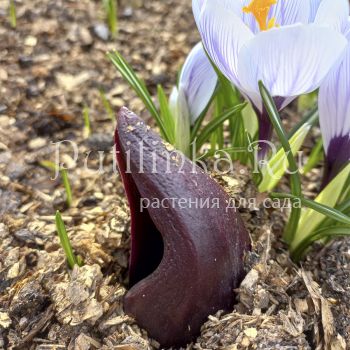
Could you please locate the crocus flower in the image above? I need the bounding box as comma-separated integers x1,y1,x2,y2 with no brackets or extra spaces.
319,20,350,185
115,108,249,347
170,42,217,125
193,0,349,155
169,42,217,153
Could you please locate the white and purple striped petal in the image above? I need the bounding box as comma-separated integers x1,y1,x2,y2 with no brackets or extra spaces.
179,42,218,124
237,24,347,109
314,0,350,32
197,0,253,89
309,0,323,22
319,31,350,182
193,0,349,152
268,0,310,27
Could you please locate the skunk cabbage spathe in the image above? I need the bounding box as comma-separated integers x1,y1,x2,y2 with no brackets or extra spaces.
115,107,250,347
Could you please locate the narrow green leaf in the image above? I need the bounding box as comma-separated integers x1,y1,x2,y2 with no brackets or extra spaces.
191,107,209,142
103,0,118,38
40,161,73,208
171,90,191,156
195,103,247,149
213,93,225,151
288,107,318,138
259,81,302,243
107,51,170,142
291,162,350,250
60,169,73,208
9,0,16,28
39,160,57,172
157,85,175,144
83,104,91,138
241,103,258,139
99,89,115,123
302,137,323,174
297,91,318,113
270,192,350,227
55,211,81,269
190,84,218,142
314,197,350,236
292,226,350,261
259,123,311,192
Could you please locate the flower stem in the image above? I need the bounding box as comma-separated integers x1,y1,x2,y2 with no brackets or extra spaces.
258,81,302,243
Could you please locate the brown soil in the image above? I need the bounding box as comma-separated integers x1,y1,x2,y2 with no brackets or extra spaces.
0,1,349,349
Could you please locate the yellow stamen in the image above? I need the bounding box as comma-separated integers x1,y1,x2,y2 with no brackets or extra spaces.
243,0,278,31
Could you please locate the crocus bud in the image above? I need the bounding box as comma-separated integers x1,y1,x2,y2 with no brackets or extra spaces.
115,107,250,347
177,42,217,125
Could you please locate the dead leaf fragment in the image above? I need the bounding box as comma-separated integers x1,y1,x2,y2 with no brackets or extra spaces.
0,312,11,329
56,72,91,92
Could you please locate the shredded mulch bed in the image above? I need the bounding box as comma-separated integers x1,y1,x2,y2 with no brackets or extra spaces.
0,1,349,349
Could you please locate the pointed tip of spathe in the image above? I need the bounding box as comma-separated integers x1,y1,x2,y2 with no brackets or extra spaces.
115,107,140,138
117,106,134,122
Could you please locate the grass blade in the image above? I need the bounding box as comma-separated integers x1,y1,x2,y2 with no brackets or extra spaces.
55,211,82,269
9,0,16,28
60,169,73,208
270,192,350,226
287,107,318,138
83,104,91,138
107,51,170,142
99,89,115,123
157,85,175,144
291,226,350,261
302,137,323,174
291,162,350,250
195,103,247,149
40,161,73,208
103,0,118,38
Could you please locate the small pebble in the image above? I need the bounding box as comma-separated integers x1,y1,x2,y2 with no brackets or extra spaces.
24,35,38,47
18,55,34,68
28,137,47,150
79,27,93,47
93,24,109,41
0,69,8,81
86,133,113,152
0,105,7,114
122,7,133,17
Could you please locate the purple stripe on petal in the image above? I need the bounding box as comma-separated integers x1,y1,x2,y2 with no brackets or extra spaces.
179,43,217,123
309,0,322,22
269,0,310,27
322,135,350,187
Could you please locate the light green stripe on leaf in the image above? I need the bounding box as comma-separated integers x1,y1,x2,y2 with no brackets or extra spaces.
259,123,311,192
291,162,350,250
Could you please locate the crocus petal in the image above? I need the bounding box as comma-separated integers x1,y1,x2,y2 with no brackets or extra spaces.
314,0,350,32
319,38,350,154
269,0,311,26
179,42,217,123
237,24,348,100
193,0,243,26
192,0,205,26
197,0,254,89
345,17,350,36
309,0,322,22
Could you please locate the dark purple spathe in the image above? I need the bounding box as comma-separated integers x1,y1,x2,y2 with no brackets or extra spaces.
115,107,250,347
